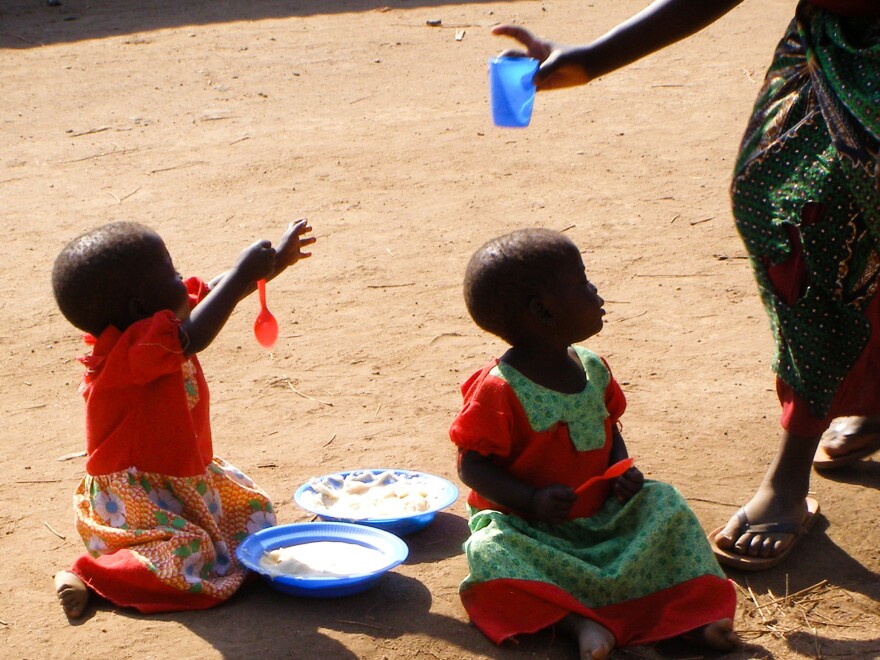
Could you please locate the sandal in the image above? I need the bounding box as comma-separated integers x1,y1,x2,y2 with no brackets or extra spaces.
813,417,880,471
707,497,820,571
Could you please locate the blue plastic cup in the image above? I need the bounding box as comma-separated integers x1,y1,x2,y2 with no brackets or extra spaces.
489,56,539,128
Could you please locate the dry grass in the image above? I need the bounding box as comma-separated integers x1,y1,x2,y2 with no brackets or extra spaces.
734,579,880,658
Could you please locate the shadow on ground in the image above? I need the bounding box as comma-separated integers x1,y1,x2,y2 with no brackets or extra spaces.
1,0,507,49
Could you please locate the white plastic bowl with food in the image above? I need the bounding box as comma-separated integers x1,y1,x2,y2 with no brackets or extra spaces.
235,522,409,597
294,469,459,535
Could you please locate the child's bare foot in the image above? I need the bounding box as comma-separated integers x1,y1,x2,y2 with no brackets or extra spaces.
54,571,89,618
682,618,740,651
559,614,615,659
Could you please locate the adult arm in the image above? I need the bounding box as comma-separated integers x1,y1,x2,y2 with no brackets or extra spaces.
494,0,746,89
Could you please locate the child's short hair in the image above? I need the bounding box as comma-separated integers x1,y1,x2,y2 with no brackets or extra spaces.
464,228,577,343
52,222,163,336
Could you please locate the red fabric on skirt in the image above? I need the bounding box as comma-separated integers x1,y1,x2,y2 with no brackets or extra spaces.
71,551,222,613
460,575,736,646
766,230,880,437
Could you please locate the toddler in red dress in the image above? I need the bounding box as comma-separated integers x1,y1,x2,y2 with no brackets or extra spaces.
52,219,314,618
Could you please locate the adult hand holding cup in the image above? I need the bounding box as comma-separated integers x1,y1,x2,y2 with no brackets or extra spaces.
489,56,539,128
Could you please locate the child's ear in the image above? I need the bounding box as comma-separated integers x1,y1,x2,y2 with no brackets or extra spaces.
528,296,554,325
128,297,149,321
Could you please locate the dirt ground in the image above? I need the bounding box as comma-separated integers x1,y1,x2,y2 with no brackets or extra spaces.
2,0,879,658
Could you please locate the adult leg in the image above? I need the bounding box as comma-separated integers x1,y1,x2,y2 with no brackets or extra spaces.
714,429,820,559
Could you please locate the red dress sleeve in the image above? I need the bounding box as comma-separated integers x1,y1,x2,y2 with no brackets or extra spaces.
601,357,626,425
449,363,527,460
125,277,208,379
82,277,213,477
125,311,187,384
185,276,210,307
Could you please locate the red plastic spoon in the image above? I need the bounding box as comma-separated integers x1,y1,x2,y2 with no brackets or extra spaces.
574,457,635,496
253,279,279,348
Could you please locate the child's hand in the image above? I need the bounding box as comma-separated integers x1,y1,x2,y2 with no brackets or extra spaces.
233,240,278,283
274,219,315,273
612,466,644,503
530,485,577,523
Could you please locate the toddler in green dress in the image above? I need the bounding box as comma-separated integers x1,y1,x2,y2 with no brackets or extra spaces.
450,228,740,658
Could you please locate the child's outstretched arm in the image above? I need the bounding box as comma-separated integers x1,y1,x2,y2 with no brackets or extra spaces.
187,220,315,354
459,449,576,523
609,426,645,503
182,239,279,354
493,0,744,91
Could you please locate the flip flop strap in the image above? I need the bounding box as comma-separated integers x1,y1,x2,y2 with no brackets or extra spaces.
734,508,805,535
743,521,805,535
830,419,880,439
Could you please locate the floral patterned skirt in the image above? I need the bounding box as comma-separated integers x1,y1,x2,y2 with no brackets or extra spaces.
69,457,276,613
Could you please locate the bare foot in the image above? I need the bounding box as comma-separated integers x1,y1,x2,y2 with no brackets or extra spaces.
558,614,615,660
682,618,740,651
54,571,89,618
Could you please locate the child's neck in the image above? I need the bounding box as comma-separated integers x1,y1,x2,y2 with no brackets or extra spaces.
501,343,587,394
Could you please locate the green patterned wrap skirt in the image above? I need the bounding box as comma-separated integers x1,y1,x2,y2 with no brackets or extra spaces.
731,3,880,432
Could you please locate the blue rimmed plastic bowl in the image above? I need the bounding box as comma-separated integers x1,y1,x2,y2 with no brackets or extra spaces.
293,469,459,536
236,522,409,598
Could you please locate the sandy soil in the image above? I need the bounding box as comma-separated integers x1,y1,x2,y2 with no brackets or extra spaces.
2,0,879,658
